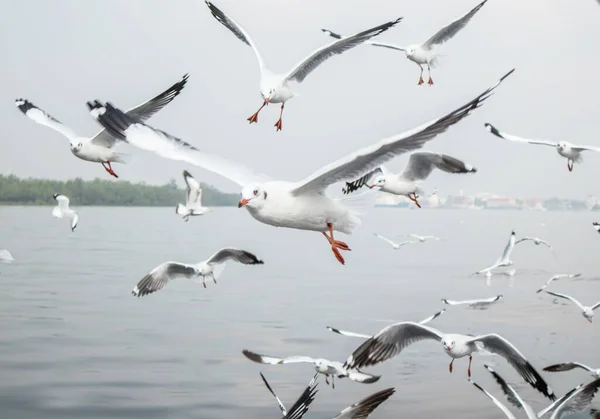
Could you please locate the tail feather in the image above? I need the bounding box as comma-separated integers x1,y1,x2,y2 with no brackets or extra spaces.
111,152,131,164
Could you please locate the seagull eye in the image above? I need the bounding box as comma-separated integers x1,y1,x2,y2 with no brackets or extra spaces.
253,189,259,196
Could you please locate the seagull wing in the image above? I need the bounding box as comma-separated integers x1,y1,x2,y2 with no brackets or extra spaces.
400,152,476,181
544,291,587,311
290,70,514,195
482,364,537,418
543,362,596,374
547,378,600,419
537,385,583,418
421,0,488,50
54,194,71,211
242,350,316,366
285,18,402,83
344,322,443,370
326,326,372,339
469,334,556,400
342,167,383,195
88,101,271,187
70,212,79,232
332,388,395,419
0,249,14,263
418,309,446,324
485,123,557,147
206,248,264,266
571,144,600,152
372,233,398,247
131,262,198,297
15,99,79,142
259,373,287,416
367,41,406,51
205,1,267,71
442,296,501,305
285,373,319,419
469,378,517,419
183,170,201,206
498,230,516,264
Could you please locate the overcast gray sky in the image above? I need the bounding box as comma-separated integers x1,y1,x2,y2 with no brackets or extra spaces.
1,0,599,198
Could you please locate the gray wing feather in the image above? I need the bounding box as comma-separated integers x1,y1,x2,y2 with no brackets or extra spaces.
333,388,395,419
285,373,319,419
543,363,594,373
259,373,287,416
401,152,475,181
342,167,383,194
206,248,264,265
132,262,198,297
422,0,488,49
482,365,532,412
549,378,600,419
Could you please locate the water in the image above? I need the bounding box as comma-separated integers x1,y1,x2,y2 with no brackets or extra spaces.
1,206,598,419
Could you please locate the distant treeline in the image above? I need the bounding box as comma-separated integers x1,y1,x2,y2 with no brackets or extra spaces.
0,175,238,206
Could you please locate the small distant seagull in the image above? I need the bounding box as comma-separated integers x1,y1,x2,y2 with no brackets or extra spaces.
176,170,210,221
441,295,502,310
593,222,600,234
242,350,379,388
474,230,516,275
327,309,446,340
515,236,553,249
343,322,555,400
322,0,488,85
485,123,600,172
15,75,189,178
470,364,600,419
260,372,318,419
372,233,415,250
544,362,600,378
342,152,476,208
408,233,442,243
205,1,401,131
131,248,264,297
0,249,14,263
330,387,395,419
52,194,78,232
543,290,600,323
536,273,581,293
499,269,516,277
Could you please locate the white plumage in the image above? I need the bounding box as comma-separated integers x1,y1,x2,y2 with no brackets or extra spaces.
175,170,210,221
52,194,78,232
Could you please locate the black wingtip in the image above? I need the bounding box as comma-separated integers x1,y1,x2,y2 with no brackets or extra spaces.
52,193,59,199
500,68,516,81
15,98,32,113
183,169,193,179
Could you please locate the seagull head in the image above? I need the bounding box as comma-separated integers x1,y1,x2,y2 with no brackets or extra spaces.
260,87,274,103
557,141,569,152
69,141,83,152
441,339,455,351
406,46,418,57
239,184,267,209
583,309,594,323
369,175,386,190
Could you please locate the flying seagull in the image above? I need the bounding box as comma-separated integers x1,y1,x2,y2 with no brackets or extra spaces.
205,0,401,131
242,349,379,389
15,74,188,178
342,152,476,208
52,194,78,232
544,362,600,378
176,170,211,221
543,290,600,323
89,69,514,265
474,230,516,275
131,248,264,297
343,322,556,401
372,233,415,250
322,0,488,85
260,372,319,419
535,273,581,294
408,233,442,242
485,123,600,172
441,295,503,310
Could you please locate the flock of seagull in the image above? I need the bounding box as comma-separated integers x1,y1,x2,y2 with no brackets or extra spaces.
4,0,600,417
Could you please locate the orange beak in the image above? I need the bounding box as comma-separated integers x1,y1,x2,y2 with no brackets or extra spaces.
368,184,376,189
238,198,250,208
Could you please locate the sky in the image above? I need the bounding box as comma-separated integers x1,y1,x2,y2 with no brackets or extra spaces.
0,0,599,199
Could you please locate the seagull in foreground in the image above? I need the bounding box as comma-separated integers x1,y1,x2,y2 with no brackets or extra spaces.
474,229,516,275
15,74,188,178
485,123,600,172
327,309,446,340
260,372,319,419
88,70,513,265
321,0,488,85
343,321,556,400
407,233,442,243
243,349,379,389
470,364,600,419
372,233,415,250
593,222,600,234
205,1,401,131
535,273,581,294
544,362,600,378
441,295,503,309
52,194,78,232
0,249,14,263
176,170,211,221
543,290,600,323
341,152,476,208
131,248,264,297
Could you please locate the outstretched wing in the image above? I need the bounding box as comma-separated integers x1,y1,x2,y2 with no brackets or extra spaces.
326,326,371,339
242,349,316,366
291,70,514,195
131,262,198,297
259,372,287,416
400,152,476,181
183,170,201,206
485,123,557,147
482,364,536,417
418,309,446,324
571,144,600,153
543,362,596,374
342,167,383,195
286,373,319,419
545,378,600,419
206,248,264,266
15,99,79,142
372,233,397,247
544,290,587,311
320,28,406,51
333,387,395,419
469,378,517,419
285,18,402,83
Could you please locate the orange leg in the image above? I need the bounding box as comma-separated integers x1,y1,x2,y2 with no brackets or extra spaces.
449,358,454,373
274,103,284,131
567,159,573,172
322,222,351,265
467,355,472,377
247,100,268,124
427,64,434,85
102,161,118,178
418,65,424,86
408,192,421,208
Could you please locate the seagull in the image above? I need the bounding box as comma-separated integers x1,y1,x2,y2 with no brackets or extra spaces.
260,372,319,419
342,152,476,208
516,236,553,249
242,349,380,389
593,222,600,234
89,69,514,265
441,295,503,309
407,233,442,243
543,290,600,323
15,74,188,178
176,170,211,221
372,233,415,250
321,0,488,85
485,123,600,172
52,194,78,232
474,230,516,275
535,273,581,294
327,309,446,339
343,322,556,400
205,1,402,131
544,362,600,378
0,249,14,263
470,364,600,419
330,387,395,419
131,248,264,297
